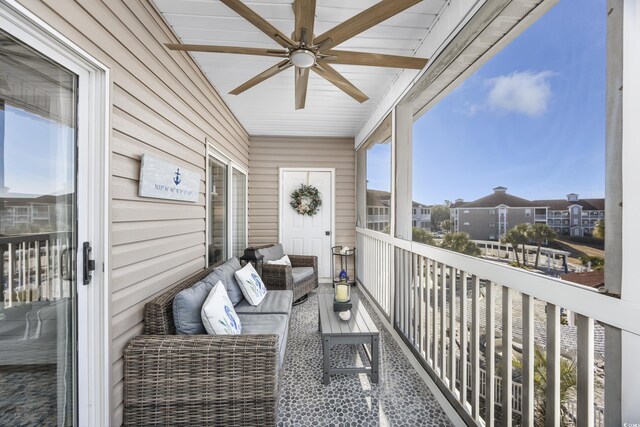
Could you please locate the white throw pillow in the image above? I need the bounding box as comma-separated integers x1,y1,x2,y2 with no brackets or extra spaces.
201,281,242,335
266,255,291,266
234,263,268,306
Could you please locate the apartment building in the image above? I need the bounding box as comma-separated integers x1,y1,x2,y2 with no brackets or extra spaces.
366,189,431,232
450,187,604,240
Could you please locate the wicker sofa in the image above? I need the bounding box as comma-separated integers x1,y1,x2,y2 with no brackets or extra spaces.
123,258,293,426
258,243,319,302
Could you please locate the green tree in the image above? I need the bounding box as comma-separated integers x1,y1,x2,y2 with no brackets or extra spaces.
513,346,577,426
412,227,436,245
579,255,605,270
501,225,528,267
526,223,556,268
430,204,451,231
593,220,605,240
440,232,481,256
440,219,452,232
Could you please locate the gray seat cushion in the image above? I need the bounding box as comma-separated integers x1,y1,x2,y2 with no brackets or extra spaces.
238,313,289,367
292,266,314,283
173,279,214,335
234,290,293,316
203,257,244,305
257,244,285,262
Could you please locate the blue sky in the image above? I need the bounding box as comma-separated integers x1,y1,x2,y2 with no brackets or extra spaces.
367,0,606,205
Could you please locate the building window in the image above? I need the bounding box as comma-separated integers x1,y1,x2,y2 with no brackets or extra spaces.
413,208,417,215
463,210,469,214
489,210,496,215
525,209,531,217
489,222,495,228
463,222,470,226
573,207,579,215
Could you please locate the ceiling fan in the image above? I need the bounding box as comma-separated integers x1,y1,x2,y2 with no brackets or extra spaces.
166,0,429,110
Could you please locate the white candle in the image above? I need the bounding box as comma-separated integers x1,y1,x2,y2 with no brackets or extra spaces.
335,284,349,302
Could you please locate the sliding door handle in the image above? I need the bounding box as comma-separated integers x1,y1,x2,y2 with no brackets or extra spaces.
83,242,95,286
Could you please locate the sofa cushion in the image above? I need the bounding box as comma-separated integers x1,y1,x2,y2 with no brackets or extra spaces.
257,244,285,262
235,263,268,306
234,290,293,316
203,257,244,306
292,266,314,283
238,313,289,367
201,281,242,335
173,279,214,335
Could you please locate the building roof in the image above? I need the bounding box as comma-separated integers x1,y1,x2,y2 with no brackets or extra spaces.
454,187,604,211
456,191,537,208
534,198,605,211
560,270,605,289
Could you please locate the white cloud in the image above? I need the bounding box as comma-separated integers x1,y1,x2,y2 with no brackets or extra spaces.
486,71,555,116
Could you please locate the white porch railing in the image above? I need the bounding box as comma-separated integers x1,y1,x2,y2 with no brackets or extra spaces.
356,227,636,427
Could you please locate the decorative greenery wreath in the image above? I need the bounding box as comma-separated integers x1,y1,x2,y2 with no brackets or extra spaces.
290,184,322,216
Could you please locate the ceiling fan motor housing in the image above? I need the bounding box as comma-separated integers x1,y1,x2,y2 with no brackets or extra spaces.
290,49,316,68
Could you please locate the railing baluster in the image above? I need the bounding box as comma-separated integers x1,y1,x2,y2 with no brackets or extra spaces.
522,294,535,427
576,314,594,427
460,271,468,407
440,262,447,382
433,261,439,374
546,303,561,427
7,243,14,307
413,253,418,346
471,275,480,421
449,267,457,393
485,281,496,427
425,258,432,366
416,255,423,354
502,286,513,426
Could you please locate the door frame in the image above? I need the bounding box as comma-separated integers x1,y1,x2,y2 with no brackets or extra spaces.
0,2,110,426
278,167,336,278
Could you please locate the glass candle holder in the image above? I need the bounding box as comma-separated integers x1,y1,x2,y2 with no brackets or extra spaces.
334,280,351,303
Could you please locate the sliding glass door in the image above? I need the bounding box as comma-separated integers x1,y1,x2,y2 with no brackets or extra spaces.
0,29,78,426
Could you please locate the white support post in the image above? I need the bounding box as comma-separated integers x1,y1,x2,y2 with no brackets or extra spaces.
392,103,413,240
621,0,640,424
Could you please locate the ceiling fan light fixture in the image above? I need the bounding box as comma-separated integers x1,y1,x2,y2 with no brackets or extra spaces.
290,49,316,68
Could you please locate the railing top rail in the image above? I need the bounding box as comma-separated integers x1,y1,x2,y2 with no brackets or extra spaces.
356,227,639,335
0,231,71,245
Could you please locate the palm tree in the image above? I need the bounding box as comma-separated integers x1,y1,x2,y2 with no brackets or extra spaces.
513,346,577,426
440,232,481,256
501,226,528,266
526,223,556,268
412,227,436,245
593,220,604,240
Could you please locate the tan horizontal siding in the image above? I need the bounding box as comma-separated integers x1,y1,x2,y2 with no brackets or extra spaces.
248,136,356,249
16,0,249,425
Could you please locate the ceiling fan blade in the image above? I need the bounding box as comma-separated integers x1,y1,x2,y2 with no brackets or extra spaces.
220,0,295,48
230,59,292,95
323,50,428,69
293,0,316,44
295,67,309,110
165,44,289,57
313,0,422,52
312,62,368,103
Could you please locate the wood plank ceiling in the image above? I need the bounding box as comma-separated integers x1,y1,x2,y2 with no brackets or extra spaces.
152,0,447,137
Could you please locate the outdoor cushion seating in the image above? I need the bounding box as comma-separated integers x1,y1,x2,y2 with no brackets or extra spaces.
123,257,293,426
258,243,319,302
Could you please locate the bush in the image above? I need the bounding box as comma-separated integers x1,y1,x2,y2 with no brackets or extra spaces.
579,255,604,270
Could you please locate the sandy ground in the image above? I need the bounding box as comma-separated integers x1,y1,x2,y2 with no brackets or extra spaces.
554,238,605,265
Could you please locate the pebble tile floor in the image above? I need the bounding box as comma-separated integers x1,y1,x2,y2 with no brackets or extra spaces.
276,284,453,427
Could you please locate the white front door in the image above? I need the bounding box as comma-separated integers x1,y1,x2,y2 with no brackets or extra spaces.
280,169,333,280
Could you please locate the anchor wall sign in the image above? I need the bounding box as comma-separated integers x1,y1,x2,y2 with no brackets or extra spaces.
139,154,199,203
